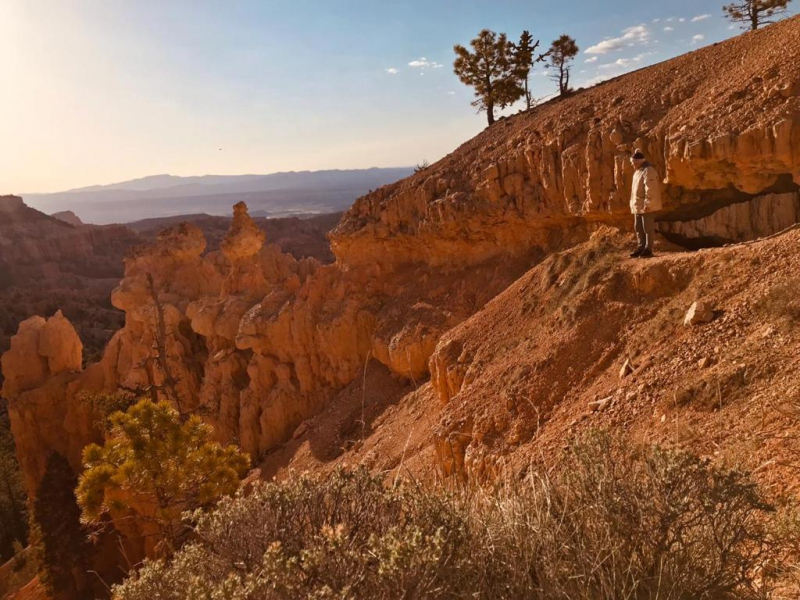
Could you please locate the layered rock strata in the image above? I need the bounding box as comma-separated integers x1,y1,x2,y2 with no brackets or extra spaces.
658,191,800,245
332,18,800,267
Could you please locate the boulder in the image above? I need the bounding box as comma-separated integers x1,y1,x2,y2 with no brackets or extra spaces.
684,301,714,326
619,358,635,379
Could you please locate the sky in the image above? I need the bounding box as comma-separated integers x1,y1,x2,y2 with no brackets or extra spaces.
1,0,794,193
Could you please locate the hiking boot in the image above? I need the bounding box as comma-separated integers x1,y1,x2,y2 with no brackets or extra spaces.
629,248,644,258
639,249,654,259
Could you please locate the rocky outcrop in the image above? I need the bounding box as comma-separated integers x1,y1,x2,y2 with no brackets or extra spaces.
0,312,101,499
429,227,800,482
332,18,800,268
51,210,84,227
0,195,24,213
4,199,528,468
0,196,144,374
658,192,800,245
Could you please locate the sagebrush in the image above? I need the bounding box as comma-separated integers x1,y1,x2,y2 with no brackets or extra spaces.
114,434,780,600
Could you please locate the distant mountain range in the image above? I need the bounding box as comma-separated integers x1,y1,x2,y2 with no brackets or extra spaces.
23,167,414,224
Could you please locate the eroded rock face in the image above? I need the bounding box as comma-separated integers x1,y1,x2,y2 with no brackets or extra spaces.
1,312,99,498
1,311,82,398
51,210,84,226
4,198,528,468
331,18,800,268
659,192,800,245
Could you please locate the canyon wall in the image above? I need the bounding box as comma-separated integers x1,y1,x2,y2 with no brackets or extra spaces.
332,19,800,267
1,15,800,578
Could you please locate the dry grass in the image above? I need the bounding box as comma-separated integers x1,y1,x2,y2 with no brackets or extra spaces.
113,433,785,600
755,278,800,326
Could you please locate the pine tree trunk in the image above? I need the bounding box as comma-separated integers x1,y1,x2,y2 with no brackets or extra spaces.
487,103,495,125
1,469,25,543
525,79,531,110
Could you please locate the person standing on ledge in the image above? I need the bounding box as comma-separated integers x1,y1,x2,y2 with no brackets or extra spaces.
629,149,662,258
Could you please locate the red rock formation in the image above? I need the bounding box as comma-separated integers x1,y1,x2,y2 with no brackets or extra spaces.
0,196,143,373
0,311,101,500
50,211,84,227
331,18,800,268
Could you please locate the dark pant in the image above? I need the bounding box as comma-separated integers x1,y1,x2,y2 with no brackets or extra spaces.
634,213,656,251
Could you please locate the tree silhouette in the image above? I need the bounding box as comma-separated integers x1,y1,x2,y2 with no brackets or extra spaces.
31,453,94,599
454,29,524,126
513,30,545,110
546,35,579,97
723,0,792,30
0,401,26,562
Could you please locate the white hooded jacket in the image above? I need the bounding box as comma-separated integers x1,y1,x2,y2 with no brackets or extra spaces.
630,163,662,214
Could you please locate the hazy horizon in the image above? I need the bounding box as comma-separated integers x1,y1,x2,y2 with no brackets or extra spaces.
20,166,416,224
48,165,417,195
2,0,794,194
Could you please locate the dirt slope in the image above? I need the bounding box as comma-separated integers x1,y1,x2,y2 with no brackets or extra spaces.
270,227,799,493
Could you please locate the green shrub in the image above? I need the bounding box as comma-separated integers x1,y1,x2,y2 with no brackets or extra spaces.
114,434,779,600
79,390,139,430
77,399,250,553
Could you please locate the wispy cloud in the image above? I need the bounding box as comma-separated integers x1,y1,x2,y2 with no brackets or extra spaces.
581,73,615,87
408,57,443,68
599,52,653,70
585,56,599,63
664,26,674,32
385,68,398,75
691,14,711,22
691,34,706,44
585,24,651,55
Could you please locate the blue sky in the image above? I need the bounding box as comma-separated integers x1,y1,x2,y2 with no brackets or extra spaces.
0,0,793,192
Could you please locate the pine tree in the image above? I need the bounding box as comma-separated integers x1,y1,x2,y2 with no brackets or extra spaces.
0,401,27,562
453,29,524,126
31,453,93,599
76,399,249,554
513,30,543,110
723,0,792,30
546,35,580,97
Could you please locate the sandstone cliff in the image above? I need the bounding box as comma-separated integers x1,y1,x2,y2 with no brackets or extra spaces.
2,17,800,584
332,18,800,268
